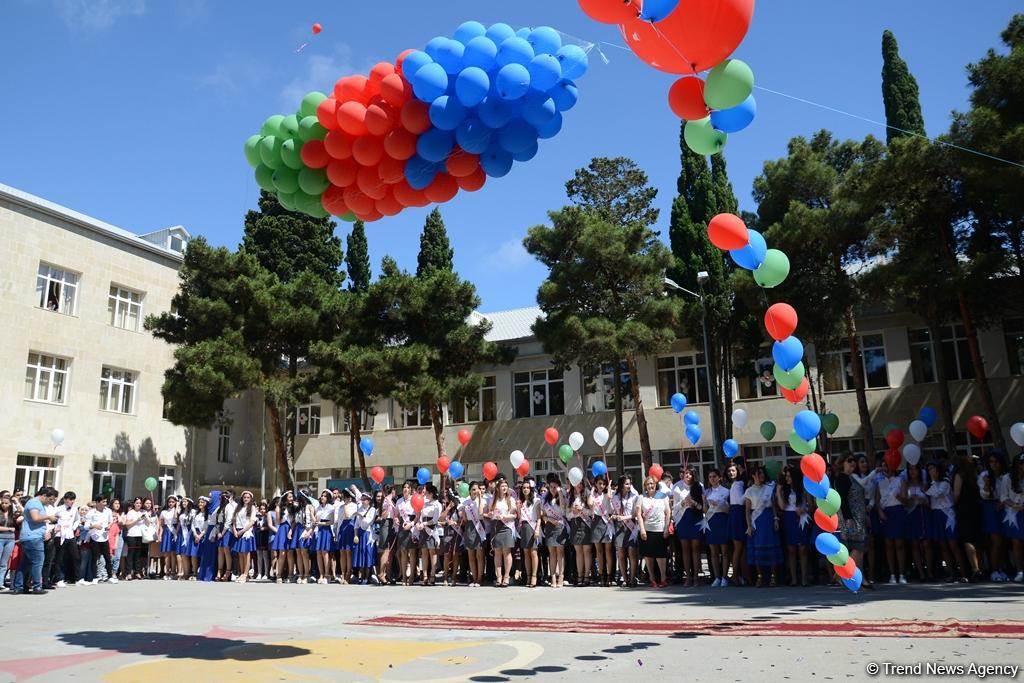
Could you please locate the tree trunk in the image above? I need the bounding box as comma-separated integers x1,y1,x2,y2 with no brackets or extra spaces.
612,363,624,472
349,424,356,477
926,318,958,453
626,353,652,473
265,401,293,491
350,409,371,490
956,294,1006,450
844,305,877,466
721,342,733,439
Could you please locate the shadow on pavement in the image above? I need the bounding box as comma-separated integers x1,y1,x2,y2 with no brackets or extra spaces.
56,631,310,661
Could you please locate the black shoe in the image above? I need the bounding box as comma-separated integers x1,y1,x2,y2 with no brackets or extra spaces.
30,588,46,595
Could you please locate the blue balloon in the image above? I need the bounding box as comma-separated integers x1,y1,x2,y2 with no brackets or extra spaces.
485,23,516,45
428,95,466,131
416,128,454,162
416,467,431,486
511,140,538,162
478,96,517,128
591,460,608,478
528,26,562,56
685,424,702,446
425,36,448,61
405,155,438,189
723,438,739,458
536,110,563,139
455,117,493,153
515,27,531,39
684,410,700,426
804,474,829,500
548,79,578,111
639,0,680,21
670,392,687,413
401,50,433,79
772,336,804,372
498,119,537,154
496,36,534,67
448,460,465,480
359,436,374,456
496,63,531,99
919,406,937,428
711,94,756,134
729,229,767,270
528,54,562,92
522,95,557,128
793,410,822,442
815,532,841,557
435,40,466,75
454,20,486,45
455,66,490,107
463,36,498,72
411,62,448,102
556,45,588,80
842,567,863,592
480,144,514,177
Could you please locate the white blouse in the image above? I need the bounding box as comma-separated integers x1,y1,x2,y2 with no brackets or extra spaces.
729,480,746,505
640,496,668,532
879,476,903,508
705,485,729,515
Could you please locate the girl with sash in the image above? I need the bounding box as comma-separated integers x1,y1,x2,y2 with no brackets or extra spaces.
998,454,1024,582
517,477,542,587
611,475,639,588
176,497,196,580
272,492,294,583
336,489,357,584
980,451,1008,582
672,467,703,587
291,491,314,584
877,457,907,584
215,491,236,582
925,459,969,582
902,462,932,581
638,476,671,588
192,496,214,581
353,491,378,584
489,479,517,587
853,455,880,585
397,481,420,586
744,465,781,587
727,461,750,586
229,490,257,583
567,478,593,587
461,481,488,587
703,469,731,587
542,476,568,588
776,465,811,587
158,496,179,581
254,500,270,581
313,490,336,584
589,476,614,587
417,484,443,586
378,486,397,585
440,489,462,586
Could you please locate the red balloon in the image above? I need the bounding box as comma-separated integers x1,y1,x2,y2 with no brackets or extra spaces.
780,377,809,404
517,460,531,477
800,453,826,482
326,158,358,187
299,140,330,169
648,464,664,481
365,101,396,137
383,128,417,160
578,0,639,24
375,191,403,217
966,415,989,439
544,427,559,446
436,456,451,474
423,173,459,204
321,186,349,217
483,461,498,481
380,73,412,108
377,155,406,184
401,100,432,134
885,429,905,450
368,62,395,91
884,448,902,473
316,97,339,130
707,213,750,250
352,136,385,167
335,75,369,103
344,186,375,215
764,303,798,341
835,559,858,580
457,429,472,447
337,101,369,136
456,168,486,192
395,48,416,75
814,509,838,533
668,77,709,121
446,148,480,177
357,207,384,222
392,180,426,207
312,23,322,35
356,165,387,200
410,493,424,512
324,130,354,160
370,465,385,485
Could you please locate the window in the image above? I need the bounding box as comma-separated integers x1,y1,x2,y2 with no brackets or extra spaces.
108,285,144,331
36,263,79,315
92,461,127,500
295,470,318,492
402,402,431,428
169,234,186,252
217,423,231,463
15,455,60,494
592,362,633,412
909,326,974,383
296,403,321,435
1004,319,1023,376
825,438,887,460
513,369,564,418
656,448,717,482
741,445,790,475
821,333,888,392
334,406,375,433
657,353,710,406
24,352,69,404
158,466,176,500
99,367,136,414
736,348,779,399
450,376,497,423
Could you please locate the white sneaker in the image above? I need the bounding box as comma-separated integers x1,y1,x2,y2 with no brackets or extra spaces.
370,575,380,585
888,575,897,585
92,579,101,585
898,575,908,585
109,577,119,584
77,579,91,586
997,571,1009,582
1014,572,1024,583
56,580,67,587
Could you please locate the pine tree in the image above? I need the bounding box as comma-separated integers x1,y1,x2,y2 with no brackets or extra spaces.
416,208,454,276
881,30,927,144
346,220,372,292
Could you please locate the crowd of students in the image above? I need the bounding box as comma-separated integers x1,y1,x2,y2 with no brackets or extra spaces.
2,448,1023,593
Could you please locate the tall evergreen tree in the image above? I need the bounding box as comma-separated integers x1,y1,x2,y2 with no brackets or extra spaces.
346,220,372,292
417,208,454,276
881,30,927,144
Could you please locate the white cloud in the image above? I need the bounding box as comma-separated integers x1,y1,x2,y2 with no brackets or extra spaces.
486,238,533,271
54,0,145,30
281,46,353,110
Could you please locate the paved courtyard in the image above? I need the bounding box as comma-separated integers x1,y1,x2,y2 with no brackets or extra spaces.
3,582,1023,682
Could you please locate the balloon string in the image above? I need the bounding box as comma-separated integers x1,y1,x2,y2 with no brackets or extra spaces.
648,22,700,77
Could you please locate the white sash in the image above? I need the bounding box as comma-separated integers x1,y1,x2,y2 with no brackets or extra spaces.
614,497,639,542
462,498,488,540
750,486,774,531
591,496,614,541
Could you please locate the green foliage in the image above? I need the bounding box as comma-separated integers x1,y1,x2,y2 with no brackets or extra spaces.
565,157,660,228
881,30,927,143
416,208,454,276
346,220,372,292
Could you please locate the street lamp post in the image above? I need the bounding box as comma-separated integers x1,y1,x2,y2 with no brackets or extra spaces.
664,274,723,463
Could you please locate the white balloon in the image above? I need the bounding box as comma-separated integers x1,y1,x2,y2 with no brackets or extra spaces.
509,450,525,468
593,426,610,448
908,419,928,442
1011,422,1024,448
568,431,585,452
732,409,748,429
50,428,65,446
568,467,584,487
902,443,921,466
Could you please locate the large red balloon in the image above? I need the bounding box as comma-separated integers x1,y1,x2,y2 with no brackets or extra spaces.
401,100,432,134
517,460,531,477
423,173,459,204
380,73,411,108
578,0,639,24
299,140,330,169
456,168,486,192
884,448,902,473
885,429,905,450
800,453,826,482
764,303,798,341
364,100,396,137
668,76,709,121
436,456,451,474
383,128,417,160
410,493,424,512
368,62,395,91
814,509,838,533
483,461,498,481
392,180,425,207
446,149,480,178
326,158,358,187
356,165,387,199
370,466,385,485
375,191,403,217
337,101,369,136
352,135,384,167
648,464,664,481
457,429,472,446
357,207,384,222
835,558,857,580
544,427,560,445
335,75,369,103
966,415,989,439
377,155,406,184
324,130,353,160
321,186,349,216
316,98,339,130
780,377,809,404
707,213,750,250
344,186,374,215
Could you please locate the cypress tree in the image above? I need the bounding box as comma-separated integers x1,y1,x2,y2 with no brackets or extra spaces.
416,208,454,276
881,30,926,144
346,220,371,292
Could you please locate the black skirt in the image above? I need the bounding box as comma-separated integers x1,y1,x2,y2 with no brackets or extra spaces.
543,521,568,547
492,526,515,549
569,518,590,545
640,531,668,559
590,518,611,544
518,521,537,549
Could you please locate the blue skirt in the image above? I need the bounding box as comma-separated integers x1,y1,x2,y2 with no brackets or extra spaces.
271,522,291,551
705,512,729,545
903,506,930,540
882,505,905,540
354,529,376,568
178,528,196,557
674,508,702,541
782,510,808,547
338,519,356,551
869,507,882,536
1002,510,1024,541
196,539,217,581
981,500,1002,536
748,509,782,567
232,534,256,553
291,524,311,550
929,509,957,541
729,504,746,542
219,529,234,548
314,526,335,552
160,529,179,554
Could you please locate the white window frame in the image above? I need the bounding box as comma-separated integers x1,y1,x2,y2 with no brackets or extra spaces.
513,368,565,419
169,234,186,252
333,406,375,434
656,352,710,406
36,262,79,315
24,352,70,405
15,455,61,494
589,361,633,412
296,403,321,435
92,460,127,500
909,325,974,383
736,347,780,400
295,470,318,492
656,448,718,482
108,285,144,332
401,402,432,428
449,375,497,424
822,332,889,393
99,366,137,414
158,466,176,500
217,423,231,463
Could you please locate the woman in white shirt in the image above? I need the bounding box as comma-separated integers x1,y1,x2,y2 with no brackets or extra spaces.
489,479,517,587
671,467,703,587
588,476,614,587
418,484,443,586
158,496,179,581
566,478,593,587
727,461,750,586
776,465,811,587
902,462,932,581
744,465,781,588
124,497,146,581
611,476,639,588
354,491,378,585
517,478,542,588
637,476,671,588
230,491,257,583
461,482,487,587
192,496,212,581
336,489,358,584
541,476,568,588
313,491,336,584
876,459,908,584
703,469,732,587
998,454,1024,582
980,451,1008,582
925,460,968,582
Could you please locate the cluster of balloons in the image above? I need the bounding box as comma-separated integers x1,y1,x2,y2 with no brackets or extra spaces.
802,453,863,591
577,0,757,155
670,392,702,445
884,409,997,473
246,21,587,221
509,450,531,477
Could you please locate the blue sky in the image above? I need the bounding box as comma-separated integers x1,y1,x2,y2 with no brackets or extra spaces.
1,1,1014,312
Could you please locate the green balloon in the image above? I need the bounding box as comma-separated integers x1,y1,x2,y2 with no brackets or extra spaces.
277,191,298,211
765,460,783,481
788,431,816,455
258,136,284,170
753,249,790,288
339,211,357,223
280,138,304,170
759,420,777,441
280,114,300,140
704,58,755,110
457,481,470,498
827,544,849,566
244,135,263,168
298,167,330,195
816,489,841,516
773,361,805,390
300,91,328,119
254,164,275,192
295,191,328,218
260,114,285,137
298,116,328,142
684,117,727,156
821,413,840,435
144,476,158,492
882,422,899,437
558,444,574,465
103,483,114,495
272,167,300,194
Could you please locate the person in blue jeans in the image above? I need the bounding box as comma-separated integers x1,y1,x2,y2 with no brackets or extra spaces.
0,495,18,589
14,486,59,594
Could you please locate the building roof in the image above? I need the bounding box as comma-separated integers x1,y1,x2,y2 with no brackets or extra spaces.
476,306,543,342
0,182,189,261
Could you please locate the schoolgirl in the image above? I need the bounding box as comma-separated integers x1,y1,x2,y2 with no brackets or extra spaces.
980,451,1008,582
255,501,271,581
489,479,517,587
461,481,487,587
229,491,257,583
877,457,908,584
157,496,179,580
418,484,443,586
397,481,419,586
141,498,159,578
744,465,781,587
541,476,568,588
377,486,396,585
903,462,932,581
313,490,337,584
439,489,461,586
776,465,811,587
997,454,1024,582
336,488,358,583
611,475,640,588
566,478,593,587
925,459,969,582
727,461,749,585
292,491,315,583
272,491,295,583
518,477,543,588
703,469,731,586
952,455,984,581
672,467,703,586
589,476,614,587
192,496,212,581
354,491,378,584
215,491,236,581
638,476,671,587
176,498,196,580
